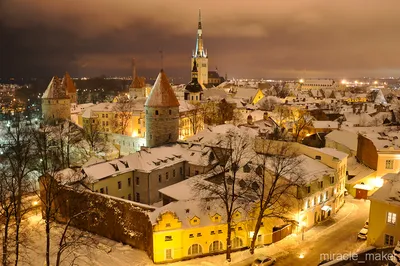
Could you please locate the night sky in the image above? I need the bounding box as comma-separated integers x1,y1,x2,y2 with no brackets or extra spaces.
1,0,400,80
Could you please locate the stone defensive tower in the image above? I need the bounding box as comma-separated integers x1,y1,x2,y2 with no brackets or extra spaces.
41,76,71,123
145,69,180,148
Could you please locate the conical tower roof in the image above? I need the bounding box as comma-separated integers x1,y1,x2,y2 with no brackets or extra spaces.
145,70,179,107
61,72,77,93
42,76,68,99
130,76,145,89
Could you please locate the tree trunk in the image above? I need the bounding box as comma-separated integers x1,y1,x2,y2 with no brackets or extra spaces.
45,217,51,266
250,215,263,255
14,178,23,266
2,216,10,266
226,217,232,262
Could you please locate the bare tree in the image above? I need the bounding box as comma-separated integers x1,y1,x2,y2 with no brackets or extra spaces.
55,210,98,266
291,109,314,142
0,120,36,266
185,102,204,135
248,140,305,254
193,129,253,262
274,106,313,142
52,120,84,169
112,99,134,135
257,96,281,111
82,119,106,156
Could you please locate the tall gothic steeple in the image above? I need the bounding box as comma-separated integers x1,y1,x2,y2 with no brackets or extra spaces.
191,9,209,85
194,9,206,58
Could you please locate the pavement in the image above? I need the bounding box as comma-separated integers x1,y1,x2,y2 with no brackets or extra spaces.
232,195,370,266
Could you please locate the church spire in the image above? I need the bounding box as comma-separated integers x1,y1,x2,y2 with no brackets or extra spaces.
195,9,205,58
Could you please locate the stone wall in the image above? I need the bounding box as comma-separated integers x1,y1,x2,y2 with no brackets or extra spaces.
145,106,179,147
42,181,155,259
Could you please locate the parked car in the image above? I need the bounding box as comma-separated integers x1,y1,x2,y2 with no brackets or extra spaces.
252,256,276,266
357,227,368,240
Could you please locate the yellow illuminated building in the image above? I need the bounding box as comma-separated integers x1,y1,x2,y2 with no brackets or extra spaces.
251,88,265,105
368,173,400,247
76,99,203,142
150,200,283,263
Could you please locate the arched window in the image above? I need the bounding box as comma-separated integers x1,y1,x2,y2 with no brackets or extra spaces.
209,240,223,252
232,237,243,249
188,244,202,255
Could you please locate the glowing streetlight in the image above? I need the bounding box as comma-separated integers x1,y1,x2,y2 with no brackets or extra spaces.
341,79,347,84
299,253,305,259
299,79,304,84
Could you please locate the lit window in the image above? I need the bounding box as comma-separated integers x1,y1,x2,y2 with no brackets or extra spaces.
385,234,394,245
387,212,397,224
385,160,394,169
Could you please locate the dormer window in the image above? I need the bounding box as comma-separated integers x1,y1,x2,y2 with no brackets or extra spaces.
110,163,119,171
119,160,129,168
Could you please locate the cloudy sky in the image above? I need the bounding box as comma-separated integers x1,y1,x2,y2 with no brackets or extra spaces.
1,0,400,80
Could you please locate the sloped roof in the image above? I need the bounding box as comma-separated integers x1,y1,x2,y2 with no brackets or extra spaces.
184,79,203,93
61,72,77,93
42,76,68,99
145,70,180,107
130,76,145,89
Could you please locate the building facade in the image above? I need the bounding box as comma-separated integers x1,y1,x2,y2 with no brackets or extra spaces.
368,173,400,247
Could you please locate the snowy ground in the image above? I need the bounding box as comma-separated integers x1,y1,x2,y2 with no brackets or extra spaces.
8,212,153,266
6,195,369,266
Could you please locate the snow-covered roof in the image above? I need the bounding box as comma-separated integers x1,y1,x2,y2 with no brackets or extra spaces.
202,88,228,100
82,143,214,181
311,147,348,160
296,155,335,182
325,130,358,152
178,100,196,113
347,157,375,185
312,121,339,129
149,198,247,228
233,87,258,100
369,173,400,206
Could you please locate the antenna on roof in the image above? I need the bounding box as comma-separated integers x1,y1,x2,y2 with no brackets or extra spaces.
159,49,164,70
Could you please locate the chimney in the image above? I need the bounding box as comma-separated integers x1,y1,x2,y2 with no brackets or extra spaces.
247,114,253,125
263,112,269,120
132,58,136,79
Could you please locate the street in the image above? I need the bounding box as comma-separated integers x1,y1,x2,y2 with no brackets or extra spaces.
275,197,370,265
232,196,370,266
